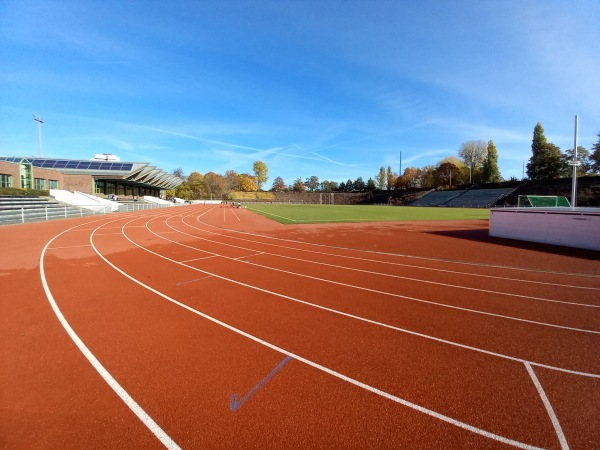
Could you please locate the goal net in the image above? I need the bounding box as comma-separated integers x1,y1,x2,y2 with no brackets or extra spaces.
517,195,571,208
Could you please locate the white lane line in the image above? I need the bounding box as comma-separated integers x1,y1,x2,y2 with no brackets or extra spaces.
47,244,92,250
187,215,600,293
90,222,542,450
173,217,600,308
155,219,600,335
524,363,570,450
121,217,600,378
39,219,181,450
179,255,218,263
229,208,242,222
246,208,301,222
195,214,600,280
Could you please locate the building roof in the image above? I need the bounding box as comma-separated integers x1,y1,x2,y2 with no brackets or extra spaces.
0,156,183,190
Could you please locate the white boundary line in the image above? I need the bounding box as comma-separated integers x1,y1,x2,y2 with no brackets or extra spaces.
128,213,599,377
524,363,570,450
202,209,600,279
153,217,599,334
88,218,543,450
39,217,181,450
172,215,599,308
190,213,600,293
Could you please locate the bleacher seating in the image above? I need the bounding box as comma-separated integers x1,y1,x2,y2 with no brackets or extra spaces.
444,188,514,207
410,188,514,208
410,190,466,206
0,196,98,225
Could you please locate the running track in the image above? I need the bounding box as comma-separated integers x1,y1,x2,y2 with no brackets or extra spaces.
1,204,599,449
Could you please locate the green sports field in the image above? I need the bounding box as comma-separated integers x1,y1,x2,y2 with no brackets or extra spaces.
244,204,490,224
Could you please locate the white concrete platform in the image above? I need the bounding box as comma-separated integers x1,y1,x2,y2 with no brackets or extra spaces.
489,207,600,251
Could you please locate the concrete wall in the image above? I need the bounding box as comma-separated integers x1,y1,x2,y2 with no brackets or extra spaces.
489,208,600,251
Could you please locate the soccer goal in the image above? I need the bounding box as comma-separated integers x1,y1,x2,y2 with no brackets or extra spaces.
517,195,571,208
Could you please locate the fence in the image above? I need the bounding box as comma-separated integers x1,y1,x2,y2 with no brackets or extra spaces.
0,202,172,225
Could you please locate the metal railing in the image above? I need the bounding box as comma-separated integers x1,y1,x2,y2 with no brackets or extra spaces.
0,202,172,225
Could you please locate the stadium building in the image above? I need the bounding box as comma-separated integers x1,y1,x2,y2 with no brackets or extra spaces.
0,155,182,198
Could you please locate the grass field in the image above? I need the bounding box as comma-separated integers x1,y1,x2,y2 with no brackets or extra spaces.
244,204,490,224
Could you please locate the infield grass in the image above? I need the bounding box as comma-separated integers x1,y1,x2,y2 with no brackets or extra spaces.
244,204,490,224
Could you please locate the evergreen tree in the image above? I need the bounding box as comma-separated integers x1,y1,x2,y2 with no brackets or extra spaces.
526,123,562,180
591,132,600,173
481,140,502,183
354,176,365,191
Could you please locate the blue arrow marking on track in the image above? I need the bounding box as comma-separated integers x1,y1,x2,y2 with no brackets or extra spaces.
230,355,292,412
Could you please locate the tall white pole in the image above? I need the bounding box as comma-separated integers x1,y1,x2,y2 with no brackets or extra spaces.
33,115,44,157
571,115,578,209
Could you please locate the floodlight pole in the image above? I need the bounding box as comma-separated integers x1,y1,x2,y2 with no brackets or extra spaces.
571,115,578,210
33,115,44,157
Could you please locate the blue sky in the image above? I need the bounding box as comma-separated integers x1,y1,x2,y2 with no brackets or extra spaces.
1,0,599,187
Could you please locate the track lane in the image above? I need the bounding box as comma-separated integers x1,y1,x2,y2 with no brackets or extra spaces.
114,213,600,375
83,214,592,446
43,216,540,448
7,206,593,447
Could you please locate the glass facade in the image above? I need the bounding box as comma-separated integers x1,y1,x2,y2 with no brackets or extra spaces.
34,178,47,190
0,174,13,188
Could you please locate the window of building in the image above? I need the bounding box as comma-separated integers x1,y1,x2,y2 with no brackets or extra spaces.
0,174,13,188
49,180,59,189
34,178,47,190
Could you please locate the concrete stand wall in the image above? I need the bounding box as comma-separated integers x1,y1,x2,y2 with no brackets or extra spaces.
489,208,600,251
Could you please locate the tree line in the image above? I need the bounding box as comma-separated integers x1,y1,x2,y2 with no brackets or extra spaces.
169,125,600,200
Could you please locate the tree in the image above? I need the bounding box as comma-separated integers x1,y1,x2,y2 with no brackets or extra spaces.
459,140,487,184
252,161,268,190
376,166,386,189
187,172,204,199
366,178,376,191
420,165,436,188
396,167,419,188
240,173,258,192
526,123,562,180
344,179,353,192
203,172,226,198
172,168,185,179
305,175,320,192
174,181,191,200
292,177,306,192
320,180,338,192
271,176,286,192
480,140,502,183
338,181,346,192
560,146,592,177
435,162,459,187
589,132,600,173
224,170,241,192
386,166,397,190
353,176,365,191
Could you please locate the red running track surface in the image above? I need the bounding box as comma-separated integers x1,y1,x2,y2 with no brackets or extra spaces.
1,204,599,449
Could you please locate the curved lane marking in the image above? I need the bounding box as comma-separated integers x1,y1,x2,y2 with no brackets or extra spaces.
40,216,181,450
127,214,600,376
89,218,544,450
148,216,600,334
170,215,599,308
200,208,600,281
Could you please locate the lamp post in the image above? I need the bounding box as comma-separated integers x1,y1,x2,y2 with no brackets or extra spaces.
33,115,44,157
570,115,580,210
